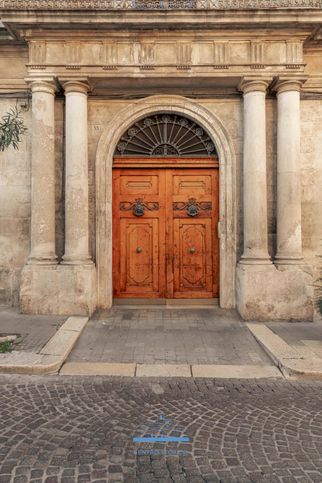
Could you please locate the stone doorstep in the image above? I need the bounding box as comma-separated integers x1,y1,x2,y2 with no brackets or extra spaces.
247,323,322,379
0,316,88,375
60,362,282,379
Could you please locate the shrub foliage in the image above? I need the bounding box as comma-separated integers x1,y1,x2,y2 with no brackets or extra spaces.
0,107,28,152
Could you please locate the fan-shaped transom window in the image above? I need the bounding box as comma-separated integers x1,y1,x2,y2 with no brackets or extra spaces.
115,114,216,157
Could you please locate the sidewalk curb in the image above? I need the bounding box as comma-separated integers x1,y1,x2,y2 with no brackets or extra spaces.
0,316,88,375
247,323,322,379
60,361,281,379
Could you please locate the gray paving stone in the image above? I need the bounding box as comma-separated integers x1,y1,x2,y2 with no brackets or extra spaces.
69,307,272,366
0,307,65,353
1,376,322,481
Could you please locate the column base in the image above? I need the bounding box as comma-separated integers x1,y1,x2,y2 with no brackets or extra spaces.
275,256,304,268
236,262,313,321
20,263,96,316
28,257,58,266
239,257,272,266
61,256,93,266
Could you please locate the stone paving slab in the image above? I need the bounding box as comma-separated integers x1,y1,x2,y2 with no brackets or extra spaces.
268,321,322,347
40,317,88,358
61,361,136,376
302,339,322,358
0,316,88,375
136,363,192,377
61,361,282,379
0,307,65,352
248,323,322,379
69,307,273,366
192,364,282,379
1,376,322,482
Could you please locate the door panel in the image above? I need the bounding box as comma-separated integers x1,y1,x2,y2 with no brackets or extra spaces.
120,175,159,196
173,220,212,295
120,219,159,295
113,165,219,299
172,174,212,197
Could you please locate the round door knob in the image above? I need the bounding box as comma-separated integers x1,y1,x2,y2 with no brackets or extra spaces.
189,247,196,254
136,247,143,254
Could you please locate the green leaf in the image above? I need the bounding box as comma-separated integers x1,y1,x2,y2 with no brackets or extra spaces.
0,107,28,152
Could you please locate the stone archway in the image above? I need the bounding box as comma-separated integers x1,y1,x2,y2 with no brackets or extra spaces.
95,95,237,310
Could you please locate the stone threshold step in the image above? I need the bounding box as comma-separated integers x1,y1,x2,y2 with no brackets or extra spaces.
60,362,282,379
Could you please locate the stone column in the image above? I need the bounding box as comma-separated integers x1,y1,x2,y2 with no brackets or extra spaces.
239,79,271,265
62,80,92,265
275,79,304,266
28,79,57,264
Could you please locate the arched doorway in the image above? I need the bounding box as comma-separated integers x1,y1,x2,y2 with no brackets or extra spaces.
112,113,219,300
95,95,236,310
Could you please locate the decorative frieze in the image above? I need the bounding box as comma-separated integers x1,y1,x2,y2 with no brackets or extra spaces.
139,42,155,66
66,42,81,69
250,42,264,65
30,41,46,64
213,42,230,66
101,41,118,68
26,38,305,73
286,41,303,64
176,42,192,67
1,0,321,9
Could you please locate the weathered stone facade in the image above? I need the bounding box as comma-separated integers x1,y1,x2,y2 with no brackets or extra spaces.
0,1,321,320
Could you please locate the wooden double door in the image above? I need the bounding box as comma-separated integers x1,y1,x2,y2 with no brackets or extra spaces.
113,166,219,299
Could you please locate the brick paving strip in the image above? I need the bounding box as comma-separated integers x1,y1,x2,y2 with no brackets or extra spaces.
0,317,88,375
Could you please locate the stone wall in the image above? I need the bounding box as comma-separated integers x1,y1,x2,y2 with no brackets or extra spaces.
301,99,322,319
0,99,31,305
0,94,321,310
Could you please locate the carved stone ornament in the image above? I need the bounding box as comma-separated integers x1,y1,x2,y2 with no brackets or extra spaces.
173,198,212,217
120,198,159,217
0,0,321,9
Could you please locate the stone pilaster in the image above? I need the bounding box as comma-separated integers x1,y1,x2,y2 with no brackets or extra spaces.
239,78,272,265
275,78,305,267
62,80,92,265
28,79,57,264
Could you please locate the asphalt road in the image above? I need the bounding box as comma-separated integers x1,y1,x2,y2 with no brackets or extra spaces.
1,376,322,482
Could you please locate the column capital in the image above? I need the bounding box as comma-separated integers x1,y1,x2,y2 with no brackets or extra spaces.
272,76,308,95
239,77,273,95
25,77,57,96
60,78,91,95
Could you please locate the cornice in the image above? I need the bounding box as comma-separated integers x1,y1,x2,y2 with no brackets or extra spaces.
0,0,321,9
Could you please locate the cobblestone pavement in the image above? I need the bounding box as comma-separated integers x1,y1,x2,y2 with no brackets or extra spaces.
1,377,322,482
0,308,65,352
69,308,272,365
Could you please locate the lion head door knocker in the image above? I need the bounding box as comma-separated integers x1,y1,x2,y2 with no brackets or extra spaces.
187,199,199,217
173,198,212,217
120,198,159,217
133,199,145,217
